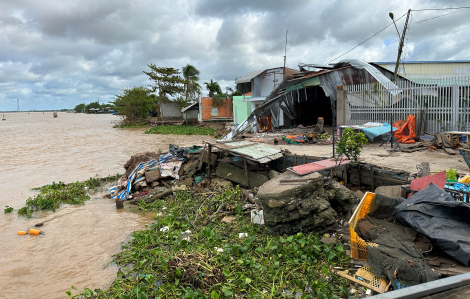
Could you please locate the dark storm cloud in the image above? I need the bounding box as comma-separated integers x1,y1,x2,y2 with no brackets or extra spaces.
0,0,469,110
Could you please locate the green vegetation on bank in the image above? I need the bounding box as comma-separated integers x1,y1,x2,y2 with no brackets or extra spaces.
17,174,121,218
113,123,150,129
4,206,13,213
145,125,215,136
69,186,350,299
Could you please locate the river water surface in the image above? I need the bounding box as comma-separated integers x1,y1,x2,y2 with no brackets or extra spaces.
0,112,213,299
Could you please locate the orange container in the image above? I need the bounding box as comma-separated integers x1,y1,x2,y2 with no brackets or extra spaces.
349,192,377,260
17,231,27,235
29,228,41,235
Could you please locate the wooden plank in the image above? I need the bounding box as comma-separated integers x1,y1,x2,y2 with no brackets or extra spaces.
279,179,315,183
443,147,458,155
207,143,212,180
198,145,207,170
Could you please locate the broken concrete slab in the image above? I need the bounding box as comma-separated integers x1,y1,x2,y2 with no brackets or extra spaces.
178,177,193,187
215,162,268,188
329,181,359,215
222,216,236,223
374,185,405,198
257,171,339,235
320,237,338,246
145,169,161,184
183,160,199,172
354,190,364,201
268,170,280,180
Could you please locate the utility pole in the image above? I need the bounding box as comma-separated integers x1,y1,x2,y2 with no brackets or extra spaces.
283,30,288,77
391,9,411,83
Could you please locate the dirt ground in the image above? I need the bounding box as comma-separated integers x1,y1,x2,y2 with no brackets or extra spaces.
270,142,469,174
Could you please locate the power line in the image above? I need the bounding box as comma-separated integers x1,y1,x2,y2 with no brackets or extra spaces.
327,12,408,64
327,7,470,64
414,10,463,24
411,7,470,11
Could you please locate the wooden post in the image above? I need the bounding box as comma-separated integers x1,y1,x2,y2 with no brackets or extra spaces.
317,117,324,130
244,158,251,188
294,154,297,166
207,143,212,181
115,197,124,209
282,155,286,170
198,144,207,170
370,165,375,192
303,155,306,165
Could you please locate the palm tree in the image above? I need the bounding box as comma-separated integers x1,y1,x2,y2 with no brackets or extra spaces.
182,64,201,101
204,79,222,97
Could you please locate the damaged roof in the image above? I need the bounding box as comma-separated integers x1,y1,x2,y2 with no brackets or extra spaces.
225,59,412,139
234,70,265,84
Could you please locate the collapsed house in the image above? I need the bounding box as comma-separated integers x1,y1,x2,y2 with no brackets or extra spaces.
225,59,410,140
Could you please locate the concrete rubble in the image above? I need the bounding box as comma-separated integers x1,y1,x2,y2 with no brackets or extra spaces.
257,171,358,235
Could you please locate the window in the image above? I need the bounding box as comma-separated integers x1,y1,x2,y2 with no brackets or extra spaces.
211,108,218,116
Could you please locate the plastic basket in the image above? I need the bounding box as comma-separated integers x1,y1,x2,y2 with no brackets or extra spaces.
349,192,376,260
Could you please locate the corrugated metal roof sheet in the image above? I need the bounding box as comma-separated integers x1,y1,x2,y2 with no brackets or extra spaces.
235,70,265,84
217,140,282,163
181,102,199,112
374,60,470,64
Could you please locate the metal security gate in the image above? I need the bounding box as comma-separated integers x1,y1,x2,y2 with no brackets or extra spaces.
344,77,470,133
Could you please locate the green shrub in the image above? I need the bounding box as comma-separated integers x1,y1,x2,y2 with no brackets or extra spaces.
336,127,368,163
4,206,13,213
144,125,215,136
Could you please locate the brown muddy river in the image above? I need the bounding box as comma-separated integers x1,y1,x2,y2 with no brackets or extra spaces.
0,112,214,299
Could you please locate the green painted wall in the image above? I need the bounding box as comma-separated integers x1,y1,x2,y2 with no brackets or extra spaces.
233,96,251,125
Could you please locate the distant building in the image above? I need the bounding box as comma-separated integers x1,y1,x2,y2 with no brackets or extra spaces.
181,102,199,122
373,60,470,84
233,67,298,126
199,97,233,122
160,101,183,118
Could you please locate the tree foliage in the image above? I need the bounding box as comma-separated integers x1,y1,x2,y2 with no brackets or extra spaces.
74,103,85,113
85,101,101,111
182,64,201,101
212,93,228,107
144,65,185,119
112,87,154,125
204,79,222,97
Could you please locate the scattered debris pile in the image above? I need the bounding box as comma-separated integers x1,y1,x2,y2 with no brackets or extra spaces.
106,139,470,297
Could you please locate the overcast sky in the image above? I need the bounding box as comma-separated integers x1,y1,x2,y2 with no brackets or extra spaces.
1,0,469,111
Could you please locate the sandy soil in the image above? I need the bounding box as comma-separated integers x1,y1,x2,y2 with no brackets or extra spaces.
269,142,469,174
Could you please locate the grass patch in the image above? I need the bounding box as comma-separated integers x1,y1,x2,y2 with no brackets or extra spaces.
144,125,215,136
4,206,13,213
113,123,149,129
18,174,121,218
69,186,351,298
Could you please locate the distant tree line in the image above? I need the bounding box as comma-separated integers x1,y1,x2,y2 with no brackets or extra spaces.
74,101,115,113
112,64,242,125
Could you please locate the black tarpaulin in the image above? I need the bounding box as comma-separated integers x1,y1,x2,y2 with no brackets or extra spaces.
393,182,470,266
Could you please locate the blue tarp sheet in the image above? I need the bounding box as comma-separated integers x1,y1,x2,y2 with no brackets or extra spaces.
110,153,183,200
361,123,397,141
